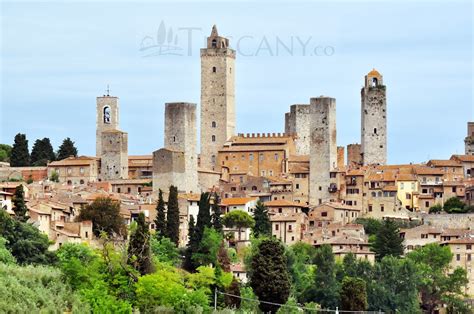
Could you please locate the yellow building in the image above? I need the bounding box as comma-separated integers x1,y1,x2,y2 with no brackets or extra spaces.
396,173,419,211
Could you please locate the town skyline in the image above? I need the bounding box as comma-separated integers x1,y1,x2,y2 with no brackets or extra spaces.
1,1,472,164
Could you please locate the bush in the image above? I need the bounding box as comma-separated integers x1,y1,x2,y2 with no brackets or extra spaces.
447,207,467,214
444,197,465,213
429,204,442,214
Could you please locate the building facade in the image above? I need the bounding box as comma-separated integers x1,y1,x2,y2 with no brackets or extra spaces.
285,104,311,155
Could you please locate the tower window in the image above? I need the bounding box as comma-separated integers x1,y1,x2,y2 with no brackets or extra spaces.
374,128,377,134
212,67,216,73
372,77,378,87
211,121,216,128
103,106,111,124
212,135,216,142
173,136,176,142
211,39,217,48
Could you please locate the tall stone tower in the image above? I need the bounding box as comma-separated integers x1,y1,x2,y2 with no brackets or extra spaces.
153,102,198,194
96,96,119,157
465,122,474,155
285,104,311,155
100,130,128,180
200,25,236,170
309,96,337,205
361,69,387,165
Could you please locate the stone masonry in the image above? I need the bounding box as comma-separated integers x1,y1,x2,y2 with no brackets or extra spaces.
200,25,236,171
361,69,387,165
96,96,119,157
465,122,474,155
100,130,128,180
285,104,311,155
347,143,362,167
153,102,198,194
309,96,337,205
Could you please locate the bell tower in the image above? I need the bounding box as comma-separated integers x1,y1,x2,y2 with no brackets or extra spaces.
200,25,236,170
96,94,119,157
361,69,387,165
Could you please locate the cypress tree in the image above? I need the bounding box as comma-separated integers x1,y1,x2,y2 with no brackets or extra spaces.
166,185,180,245
12,184,28,222
217,240,231,272
127,212,153,275
311,244,339,309
56,137,78,160
195,192,211,241
10,133,30,167
154,189,167,238
252,200,271,238
372,219,404,261
31,138,55,166
250,238,291,313
211,192,223,233
183,215,197,271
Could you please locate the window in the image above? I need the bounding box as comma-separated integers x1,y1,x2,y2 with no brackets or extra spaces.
274,153,279,161
330,172,336,178
374,128,377,134
296,183,300,189
278,208,282,213
211,39,217,48
117,187,121,193
425,201,429,208
249,154,254,161
127,187,131,193
80,179,84,185
67,180,72,185
275,224,279,231
380,205,384,212
211,155,216,164
211,135,216,142
67,168,72,174
400,182,404,189
468,245,472,250
468,254,472,262
457,254,461,261
321,212,328,217
80,167,84,174
406,193,411,200
212,121,216,128
368,205,373,212
85,231,88,238
252,186,257,191
212,66,216,73
288,225,292,231
259,153,264,161
261,170,266,176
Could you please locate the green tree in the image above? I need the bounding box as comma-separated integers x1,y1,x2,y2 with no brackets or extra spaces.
372,219,404,261
127,212,153,275
10,133,30,167
429,204,443,214
0,263,88,312
165,186,180,245
250,238,291,313
56,137,78,160
0,237,16,264
222,210,255,241
368,256,421,313
150,236,180,266
444,197,466,213
30,137,55,166
217,240,231,272
183,215,197,271
340,277,367,311
195,192,211,241
354,217,382,235
0,144,12,162
77,197,126,237
12,184,28,222
225,277,241,309
211,192,223,233
286,242,317,303
0,209,56,265
192,227,222,267
252,200,271,238
310,244,339,309
154,189,167,238
407,243,468,313
50,170,59,182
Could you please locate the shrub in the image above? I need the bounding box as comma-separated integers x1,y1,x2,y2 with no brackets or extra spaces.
429,204,442,214
444,197,465,213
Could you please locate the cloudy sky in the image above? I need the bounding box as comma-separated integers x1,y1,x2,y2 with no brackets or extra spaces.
1,0,472,164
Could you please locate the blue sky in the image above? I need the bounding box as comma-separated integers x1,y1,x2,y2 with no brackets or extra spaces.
1,1,472,164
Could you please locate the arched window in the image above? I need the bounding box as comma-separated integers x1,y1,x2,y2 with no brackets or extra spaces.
79,179,84,185
103,106,111,124
173,136,176,142
212,135,216,142
211,121,216,128
372,77,378,87
212,66,216,73
211,39,217,48
252,186,257,191
374,128,377,134
67,180,72,186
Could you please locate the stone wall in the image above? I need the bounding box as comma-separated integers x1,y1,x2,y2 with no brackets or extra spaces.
285,104,310,155
100,130,128,180
309,96,337,205
347,143,362,167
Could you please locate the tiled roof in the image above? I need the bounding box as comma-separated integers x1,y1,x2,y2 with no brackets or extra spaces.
427,159,462,167
451,155,474,162
48,156,98,167
265,199,306,207
220,197,257,206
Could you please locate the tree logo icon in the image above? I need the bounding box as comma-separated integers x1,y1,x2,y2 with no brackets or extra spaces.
140,21,183,56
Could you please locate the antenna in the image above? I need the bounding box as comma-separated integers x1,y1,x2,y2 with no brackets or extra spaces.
106,84,110,96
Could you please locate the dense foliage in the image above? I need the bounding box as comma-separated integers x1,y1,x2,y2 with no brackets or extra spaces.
56,137,78,160
0,144,12,162
12,184,29,222
372,219,404,260
77,197,126,237
165,186,180,245
252,200,271,238
154,189,167,238
10,133,30,167
31,137,55,166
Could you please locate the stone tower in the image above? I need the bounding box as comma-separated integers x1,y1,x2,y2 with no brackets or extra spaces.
285,104,311,155
347,143,362,167
361,69,387,165
153,102,198,194
96,96,119,157
465,122,474,155
200,25,236,170
100,130,128,180
309,96,337,205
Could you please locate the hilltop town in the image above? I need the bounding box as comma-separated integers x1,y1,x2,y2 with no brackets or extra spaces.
2,25,474,312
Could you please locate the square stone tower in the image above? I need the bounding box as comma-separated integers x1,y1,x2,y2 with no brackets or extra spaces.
309,96,337,205
347,143,362,167
200,25,236,170
100,130,128,180
285,104,311,155
361,69,387,165
153,102,198,194
96,96,119,157
465,122,474,155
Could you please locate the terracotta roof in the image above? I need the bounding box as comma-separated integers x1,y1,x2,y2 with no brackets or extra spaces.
427,159,462,167
347,169,364,176
265,199,306,207
107,179,151,185
382,185,397,192
367,68,381,76
451,155,474,162
414,166,445,175
221,197,257,206
443,237,474,245
397,173,417,181
128,155,152,160
48,156,98,167
178,193,201,202
315,202,360,211
270,212,306,222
